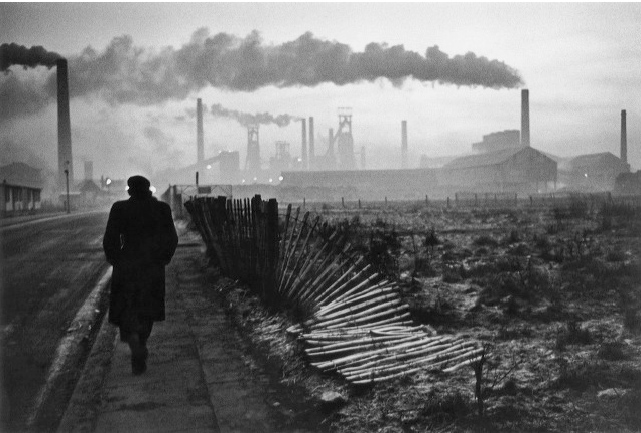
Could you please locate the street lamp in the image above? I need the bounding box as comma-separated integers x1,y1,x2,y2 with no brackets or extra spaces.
64,161,70,214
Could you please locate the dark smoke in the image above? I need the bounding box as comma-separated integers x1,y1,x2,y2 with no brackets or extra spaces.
0,30,523,123
0,43,62,71
209,103,300,127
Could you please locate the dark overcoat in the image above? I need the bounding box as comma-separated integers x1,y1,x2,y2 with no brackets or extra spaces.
103,196,178,325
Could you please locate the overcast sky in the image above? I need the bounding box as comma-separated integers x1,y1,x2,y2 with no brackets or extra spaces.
1,2,640,182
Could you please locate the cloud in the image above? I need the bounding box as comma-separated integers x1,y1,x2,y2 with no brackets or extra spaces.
0,30,523,122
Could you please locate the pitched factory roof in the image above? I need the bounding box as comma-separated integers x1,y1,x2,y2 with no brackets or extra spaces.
443,148,528,170
0,162,44,189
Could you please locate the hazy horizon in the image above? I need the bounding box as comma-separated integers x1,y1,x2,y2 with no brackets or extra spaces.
1,3,639,182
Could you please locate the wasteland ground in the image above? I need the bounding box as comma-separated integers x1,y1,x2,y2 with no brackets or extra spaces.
205,197,641,432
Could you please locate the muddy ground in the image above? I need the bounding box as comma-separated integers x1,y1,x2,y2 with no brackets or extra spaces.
207,198,641,432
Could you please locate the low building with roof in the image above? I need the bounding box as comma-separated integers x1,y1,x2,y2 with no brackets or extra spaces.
439,147,557,192
559,152,630,191
1,162,44,216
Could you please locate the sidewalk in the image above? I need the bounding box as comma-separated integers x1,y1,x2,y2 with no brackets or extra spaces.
59,238,281,433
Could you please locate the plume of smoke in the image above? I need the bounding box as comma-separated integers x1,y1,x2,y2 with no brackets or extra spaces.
0,30,523,124
208,103,300,127
0,43,62,71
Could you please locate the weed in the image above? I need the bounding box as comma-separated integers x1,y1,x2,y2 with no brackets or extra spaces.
597,341,628,361
442,264,465,283
420,390,470,423
555,321,593,351
473,234,498,247
503,229,521,244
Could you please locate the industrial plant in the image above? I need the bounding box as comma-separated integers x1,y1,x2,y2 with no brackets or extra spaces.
1,60,637,216
153,88,633,203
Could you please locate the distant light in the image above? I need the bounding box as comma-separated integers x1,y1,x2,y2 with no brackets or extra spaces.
278,176,284,181
106,178,112,185
269,178,273,183
584,173,588,178
297,158,302,162
253,177,257,181
150,186,157,194
242,179,246,183
125,185,129,191
206,164,212,169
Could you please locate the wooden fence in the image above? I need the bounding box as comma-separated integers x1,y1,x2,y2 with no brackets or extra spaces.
185,195,483,385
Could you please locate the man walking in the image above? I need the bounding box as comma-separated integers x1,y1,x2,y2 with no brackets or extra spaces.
103,175,178,374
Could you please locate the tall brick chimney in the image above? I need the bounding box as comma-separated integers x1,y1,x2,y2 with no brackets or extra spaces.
621,109,627,164
301,118,307,169
57,58,73,189
308,117,315,168
197,98,204,163
401,120,408,169
521,89,530,147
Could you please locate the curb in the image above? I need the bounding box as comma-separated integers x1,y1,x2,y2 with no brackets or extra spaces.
26,266,113,430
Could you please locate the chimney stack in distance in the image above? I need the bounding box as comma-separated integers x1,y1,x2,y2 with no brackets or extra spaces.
197,98,204,163
621,109,627,164
401,120,408,169
308,117,315,168
57,58,73,190
521,89,530,147
301,119,307,169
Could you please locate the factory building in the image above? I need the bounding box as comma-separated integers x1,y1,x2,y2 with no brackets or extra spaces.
559,152,630,192
440,147,557,192
1,162,44,216
472,130,522,153
280,168,439,200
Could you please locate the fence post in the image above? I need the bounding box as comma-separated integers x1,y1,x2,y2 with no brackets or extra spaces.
514,193,518,207
342,197,345,208
358,199,361,209
265,198,279,300
446,196,450,208
425,194,428,205
385,196,388,207
303,197,306,208
455,193,459,207
475,193,478,207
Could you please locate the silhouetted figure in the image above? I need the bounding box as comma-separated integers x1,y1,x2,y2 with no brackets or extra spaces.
103,175,178,374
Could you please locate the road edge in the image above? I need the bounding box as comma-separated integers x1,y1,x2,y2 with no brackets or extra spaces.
26,266,113,430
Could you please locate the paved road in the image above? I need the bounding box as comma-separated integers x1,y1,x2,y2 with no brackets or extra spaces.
0,211,110,432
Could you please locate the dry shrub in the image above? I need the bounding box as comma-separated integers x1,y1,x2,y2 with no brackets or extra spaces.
555,321,593,351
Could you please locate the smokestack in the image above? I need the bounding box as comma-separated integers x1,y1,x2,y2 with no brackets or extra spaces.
329,128,335,154
361,146,366,169
621,109,627,164
197,98,204,163
84,161,93,181
308,117,315,166
301,119,307,169
401,120,408,169
521,89,530,147
57,58,73,190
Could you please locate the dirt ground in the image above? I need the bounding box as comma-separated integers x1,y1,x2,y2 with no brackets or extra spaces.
209,198,641,432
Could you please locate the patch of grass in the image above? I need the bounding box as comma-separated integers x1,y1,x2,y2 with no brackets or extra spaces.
597,342,628,361
419,391,470,424
473,234,499,247
556,359,641,391
555,321,593,351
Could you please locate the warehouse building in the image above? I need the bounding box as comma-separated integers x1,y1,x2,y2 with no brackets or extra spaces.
439,147,557,192
559,152,630,192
